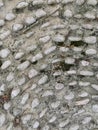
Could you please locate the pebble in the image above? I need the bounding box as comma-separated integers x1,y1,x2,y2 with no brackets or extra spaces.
11,88,20,99
42,90,53,97
68,36,81,41
76,0,84,5
49,115,57,123
1,60,11,70
59,119,69,128
18,77,25,85
21,93,29,105
39,35,50,43
21,114,31,124
12,23,23,32
84,36,97,44
14,52,24,60
64,92,74,100
62,0,74,4
79,70,94,76
31,53,43,63
84,12,95,19
35,9,46,18
87,0,97,5
44,46,56,55
17,61,30,71
67,70,76,75
6,72,14,82
82,117,92,124
81,60,89,66
79,81,90,86
0,30,11,40
69,124,79,130
91,84,98,91
0,0,4,8
78,91,88,97
3,102,11,110
25,17,36,25
28,68,38,79
0,113,5,127
32,98,39,109
65,57,75,64
64,9,73,18
16,1,28,9
85,48,97,55
48,0,56,4
53,34,65,43
33,121,39,129
51,101,60,108
39,108,47,118
33,0,44,5
0,84,5,95
0,48,10,58
42,125,49,130
55,83,64,90
75,99,89,106
38,75,48,85
0,19,5,27
5,12,16,21
92,104,98,112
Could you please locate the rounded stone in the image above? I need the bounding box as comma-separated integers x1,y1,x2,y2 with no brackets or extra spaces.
92,105,98,112
5,12,16,21
12,23,23,32
0,19,5,27
87,0,97,5
64,9,73,18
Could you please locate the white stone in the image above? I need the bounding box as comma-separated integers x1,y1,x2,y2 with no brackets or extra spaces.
0,0,4,7
59,119,69,128
0,41,3,46
49,115,57,123
65,57,75,64
12,23,23,32
81,60,89,66
18,77,25,85
33,0,44,5
69,124,79,130
92,104,98,112
82,24,93,30
59,47,69,52
15,52,24,60
38,75,48,85
1,60,11,70
69,81,77,86
78,91,88,97
0,30,10,40
5,12,16,21
64,9,73,18
79,70,94,76
42,125,49,130
35,9,46,18
0,19,5,27
26,44,37,52
91,84,98,91
25,17,36,25
39,108,47,118
75,99,89,106
82,117,92,124
0,113,5,127
30,84,37,90
21,93,29,105
67,70,76,75
39,35,50,43
21,114,31,124
79,81,90,86
84,12,95,19
68,36,81,41
64,92,74,100
6,72,14,82
31,53,43,62
85,48,97,55
53,34,65,43
44,46,56,55
76,0,84,5
62,0,73,4
48,0,56,4
87,0,97,5
28,69,38,79
72,47,82,52
16,2,28,9
55,83,64,90
4,102,11,110
33,121,39,128
32,98,39,109
41,22,50,28
0,48,10,58
11,88,20,99
0,84,5,95
17,61,30,71
51,101,60,108
42,90,53,97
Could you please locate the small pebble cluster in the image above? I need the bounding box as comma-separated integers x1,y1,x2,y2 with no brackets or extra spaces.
0,0,98,130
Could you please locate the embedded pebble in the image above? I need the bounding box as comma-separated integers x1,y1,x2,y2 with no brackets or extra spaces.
85,48,97,55
62,0,74,4
12,23,23,32
6,72,14,82
0,113,5,127
0,30,11,40
44,46,56,55
31,53,43,63
39,108,47,118
33,121,39,129
1,60,11,70
4,102,11,110
0,19,5,27
42,90,53,97
28,68,38,79
11,88,20,99
91,84,98,91
0,0,4,7
21,93,29,105
16,2,28,9
65,57,75,64
25,17,36,25
14,52,24,60
64,92,74,100
69,124,79,130
55,83,64,90
17,61,30,71
35,9,46,18
76,0,84,5
87,0,97,5
75,99,89,106
92,104,98,112
64,9,73,18
39,35,50,43
82,117,92,124
79,70,94,76
0,48,10,58
21,114,31,124
59,119,69,128
5,12,16,21
38,75,48,85
49,115,57,123
53,34,65,43
33,0,44,5
32,98,39,109
51,101,60,108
